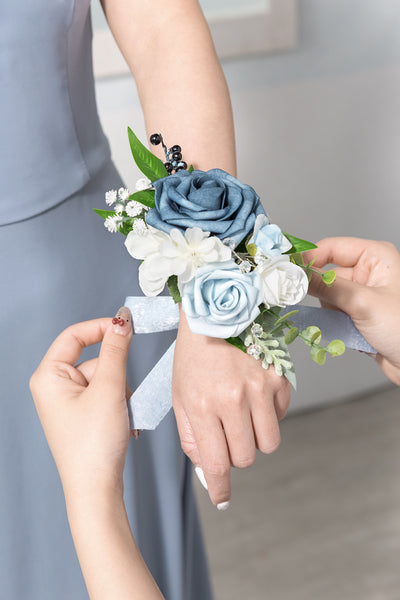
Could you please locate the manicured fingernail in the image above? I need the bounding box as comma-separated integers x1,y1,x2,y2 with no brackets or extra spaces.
112,307,132,336
217,501,230,511
131,429,140,440
194,467,208,490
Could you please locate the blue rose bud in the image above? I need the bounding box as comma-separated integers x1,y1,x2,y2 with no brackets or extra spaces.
146,169,265,248
181,260,264,338
249,214,292,257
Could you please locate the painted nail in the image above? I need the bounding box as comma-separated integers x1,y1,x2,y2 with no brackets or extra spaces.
217,501,230,511
112,307,132,336
194,467,208,490
131,429,140,440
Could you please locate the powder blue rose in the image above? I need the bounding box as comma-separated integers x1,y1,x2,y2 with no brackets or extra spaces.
249,214,292,257
146,169,265,248
181,260,263,338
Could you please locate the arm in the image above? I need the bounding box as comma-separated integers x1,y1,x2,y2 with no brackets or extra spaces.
101,0,290,507
30,310,163,599
305,237,400,385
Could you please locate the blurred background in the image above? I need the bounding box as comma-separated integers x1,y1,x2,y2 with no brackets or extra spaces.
92,1,400,597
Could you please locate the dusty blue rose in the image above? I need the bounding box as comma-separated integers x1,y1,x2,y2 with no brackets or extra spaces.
181,260,263,338
146,168,264,247
249,214,292,257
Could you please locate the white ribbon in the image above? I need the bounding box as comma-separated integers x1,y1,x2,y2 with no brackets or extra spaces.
125,297,375,430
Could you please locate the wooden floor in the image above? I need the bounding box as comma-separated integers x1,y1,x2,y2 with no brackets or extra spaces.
195,386,400,600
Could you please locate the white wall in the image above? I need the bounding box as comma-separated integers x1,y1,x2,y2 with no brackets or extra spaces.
95,0,400,411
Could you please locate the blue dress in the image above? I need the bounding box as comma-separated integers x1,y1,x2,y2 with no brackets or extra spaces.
0,1,212,598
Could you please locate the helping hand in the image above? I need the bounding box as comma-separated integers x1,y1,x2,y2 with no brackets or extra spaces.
30,308,134,505
173,310,291,508
305,238,400,385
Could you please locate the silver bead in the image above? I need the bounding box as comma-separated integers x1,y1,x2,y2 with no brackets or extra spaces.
246,344,262,359
223,238,236,251
239,260,252,274
251,323,263,337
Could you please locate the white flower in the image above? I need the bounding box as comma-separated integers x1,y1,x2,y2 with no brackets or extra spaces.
125,225,169,259
105,189,117,206
115,203,125,214
130,219,149,236
118,187,130,201
104,215,122,233
124,226,231,297
256,255,308,308
159,228,232,289
135,177,152,191
126,200,145,217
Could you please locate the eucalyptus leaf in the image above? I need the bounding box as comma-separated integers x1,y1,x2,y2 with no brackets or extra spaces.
285,327,299,345
310,346,326,365
127,189,155,209
127,127,168,182
282,232,318,253
322,270,336,286
326,339,346,357
167,275,182,304
301,326,322,345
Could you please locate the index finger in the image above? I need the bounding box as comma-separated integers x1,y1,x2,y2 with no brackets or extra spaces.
42,318,111,366
304,237,373,268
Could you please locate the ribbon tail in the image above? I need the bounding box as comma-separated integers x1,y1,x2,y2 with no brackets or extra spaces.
128,341,175,430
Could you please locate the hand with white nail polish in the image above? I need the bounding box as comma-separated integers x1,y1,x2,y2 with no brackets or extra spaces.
174,309,291,510
30,309,163,599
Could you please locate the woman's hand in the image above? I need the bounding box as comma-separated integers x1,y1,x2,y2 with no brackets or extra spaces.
30,309,164,599
30,308,134,504
173,311,291,509
305,237,400,386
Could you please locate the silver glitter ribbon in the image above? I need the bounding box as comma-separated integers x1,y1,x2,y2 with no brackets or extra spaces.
125,297,376,430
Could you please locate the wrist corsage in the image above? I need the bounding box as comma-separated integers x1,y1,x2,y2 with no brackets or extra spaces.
95,129,345,389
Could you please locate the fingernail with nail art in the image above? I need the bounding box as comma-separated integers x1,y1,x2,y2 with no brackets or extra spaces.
112,307,133,336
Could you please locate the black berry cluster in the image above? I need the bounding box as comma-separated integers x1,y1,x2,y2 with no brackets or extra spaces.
150,133,188,174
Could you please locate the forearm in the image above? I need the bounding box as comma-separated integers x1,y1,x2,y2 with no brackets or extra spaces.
101,0,236,173
66,492,163,600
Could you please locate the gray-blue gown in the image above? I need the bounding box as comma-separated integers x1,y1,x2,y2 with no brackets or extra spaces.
0,1,213,598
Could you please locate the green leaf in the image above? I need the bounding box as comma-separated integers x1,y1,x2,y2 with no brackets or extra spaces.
117,219,135,237
322,270,336,286
285,327,299,345
246,242,257,257
226,336,247,353
127,189,155,209
305,257,316,268
282,232,318,253
167,275,182,304
290,252,305,266
188,164,194,173
326,339,346,357
93,208,115,221
310,346,326,365
301,326,322,345
127,127,168,182
279,310,299,322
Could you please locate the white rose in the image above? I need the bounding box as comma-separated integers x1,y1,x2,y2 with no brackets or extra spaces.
256,255,308,308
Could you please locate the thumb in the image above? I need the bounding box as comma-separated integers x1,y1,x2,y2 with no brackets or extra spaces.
308,271,373,320
91,307,133,400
